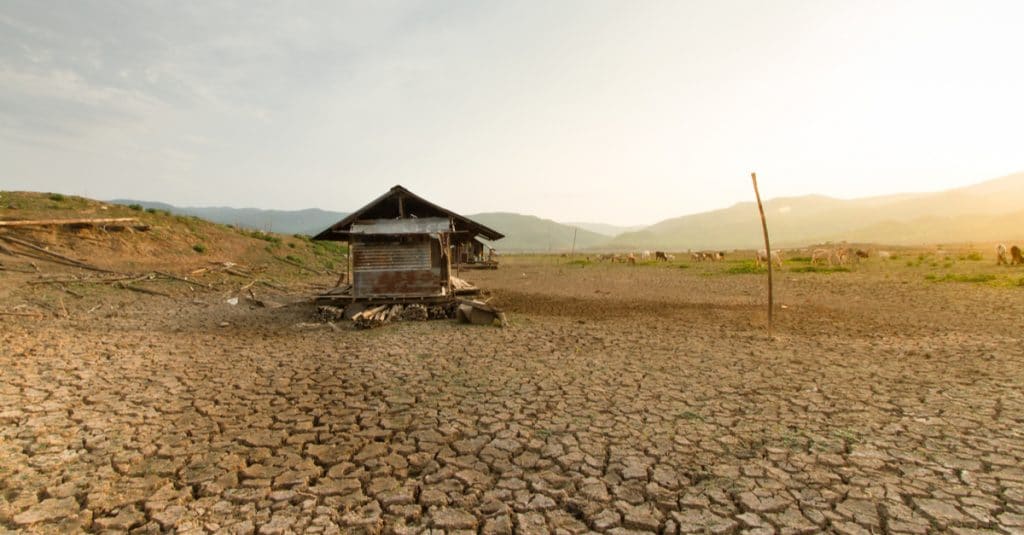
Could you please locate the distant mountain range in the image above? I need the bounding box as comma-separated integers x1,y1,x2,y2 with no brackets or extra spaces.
608,172,1024,250
108,200,348,236
467,213,609,252
562,222,648,237
112,172,1024,251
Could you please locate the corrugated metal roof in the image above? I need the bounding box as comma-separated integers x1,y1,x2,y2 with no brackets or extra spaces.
350,217,451,235
313,185,504,241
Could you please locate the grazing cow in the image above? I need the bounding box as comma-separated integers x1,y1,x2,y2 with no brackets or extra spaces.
997,244,1009,266
665,254,675,260
855,249,869,259
691,252,701,262
1012,245,1023,265
627,252,636,266
641,250,652,261
714,251,726,261
877,250,891,260
755,249,783,268
811,248,832,265
655,251,668,261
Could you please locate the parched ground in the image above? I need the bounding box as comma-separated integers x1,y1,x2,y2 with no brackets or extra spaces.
1,256,1023,534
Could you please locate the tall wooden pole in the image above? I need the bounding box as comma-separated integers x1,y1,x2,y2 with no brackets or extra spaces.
570,227,578,259
751,172,773,335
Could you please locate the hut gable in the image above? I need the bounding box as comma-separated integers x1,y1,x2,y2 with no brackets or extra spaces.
313,185,503,241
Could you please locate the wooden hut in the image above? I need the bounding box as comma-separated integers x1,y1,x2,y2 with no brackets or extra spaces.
313,185,504,301
453,237,498,269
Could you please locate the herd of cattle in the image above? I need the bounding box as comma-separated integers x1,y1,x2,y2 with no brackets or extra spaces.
996,243,1024,265
586,244,1024,267
594,251,677,264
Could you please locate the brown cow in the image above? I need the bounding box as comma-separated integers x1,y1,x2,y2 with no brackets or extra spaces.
655,251,668,261
1012,245,1023,265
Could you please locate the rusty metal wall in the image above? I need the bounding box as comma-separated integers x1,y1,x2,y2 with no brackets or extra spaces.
352,238,443,298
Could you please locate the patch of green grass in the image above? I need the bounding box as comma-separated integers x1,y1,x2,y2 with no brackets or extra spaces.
961,252,983,261
926,273,996,284
285,254,303,264
724,261,766,274
790,265,850,273
566,259,591,267
246,230,281,244
789,256,811,262
831,428,861,443
192,243,207,253
128,203,143,211
312,240,347,257
48,193,65,202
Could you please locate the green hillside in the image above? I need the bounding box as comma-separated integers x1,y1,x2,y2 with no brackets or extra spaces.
611,173,1024,250
467,212,608,252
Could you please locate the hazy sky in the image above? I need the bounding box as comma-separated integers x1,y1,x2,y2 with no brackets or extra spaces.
3,1,1023,225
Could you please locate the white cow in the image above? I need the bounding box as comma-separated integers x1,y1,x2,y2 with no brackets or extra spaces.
997,243,1008,266
755,249,783,268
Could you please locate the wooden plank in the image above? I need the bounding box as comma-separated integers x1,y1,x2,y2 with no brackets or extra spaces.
0,217,141,227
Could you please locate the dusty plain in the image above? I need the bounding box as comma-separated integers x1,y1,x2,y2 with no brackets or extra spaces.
2,253,1024,534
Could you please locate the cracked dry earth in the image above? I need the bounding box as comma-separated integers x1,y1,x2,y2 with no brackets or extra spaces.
2,260,1023,534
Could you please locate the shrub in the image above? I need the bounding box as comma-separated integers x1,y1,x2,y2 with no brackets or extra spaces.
962,252,983,261
192,243,207,253
285,254,303,264
48,193,65,202
128,203,143,211
247,230,281,244
145,207,157,214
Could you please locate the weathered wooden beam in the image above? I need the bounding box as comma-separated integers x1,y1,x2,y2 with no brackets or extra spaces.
0,217,141,227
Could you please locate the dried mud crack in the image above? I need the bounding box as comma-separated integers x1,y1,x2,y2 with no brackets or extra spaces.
1,259,1022,534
